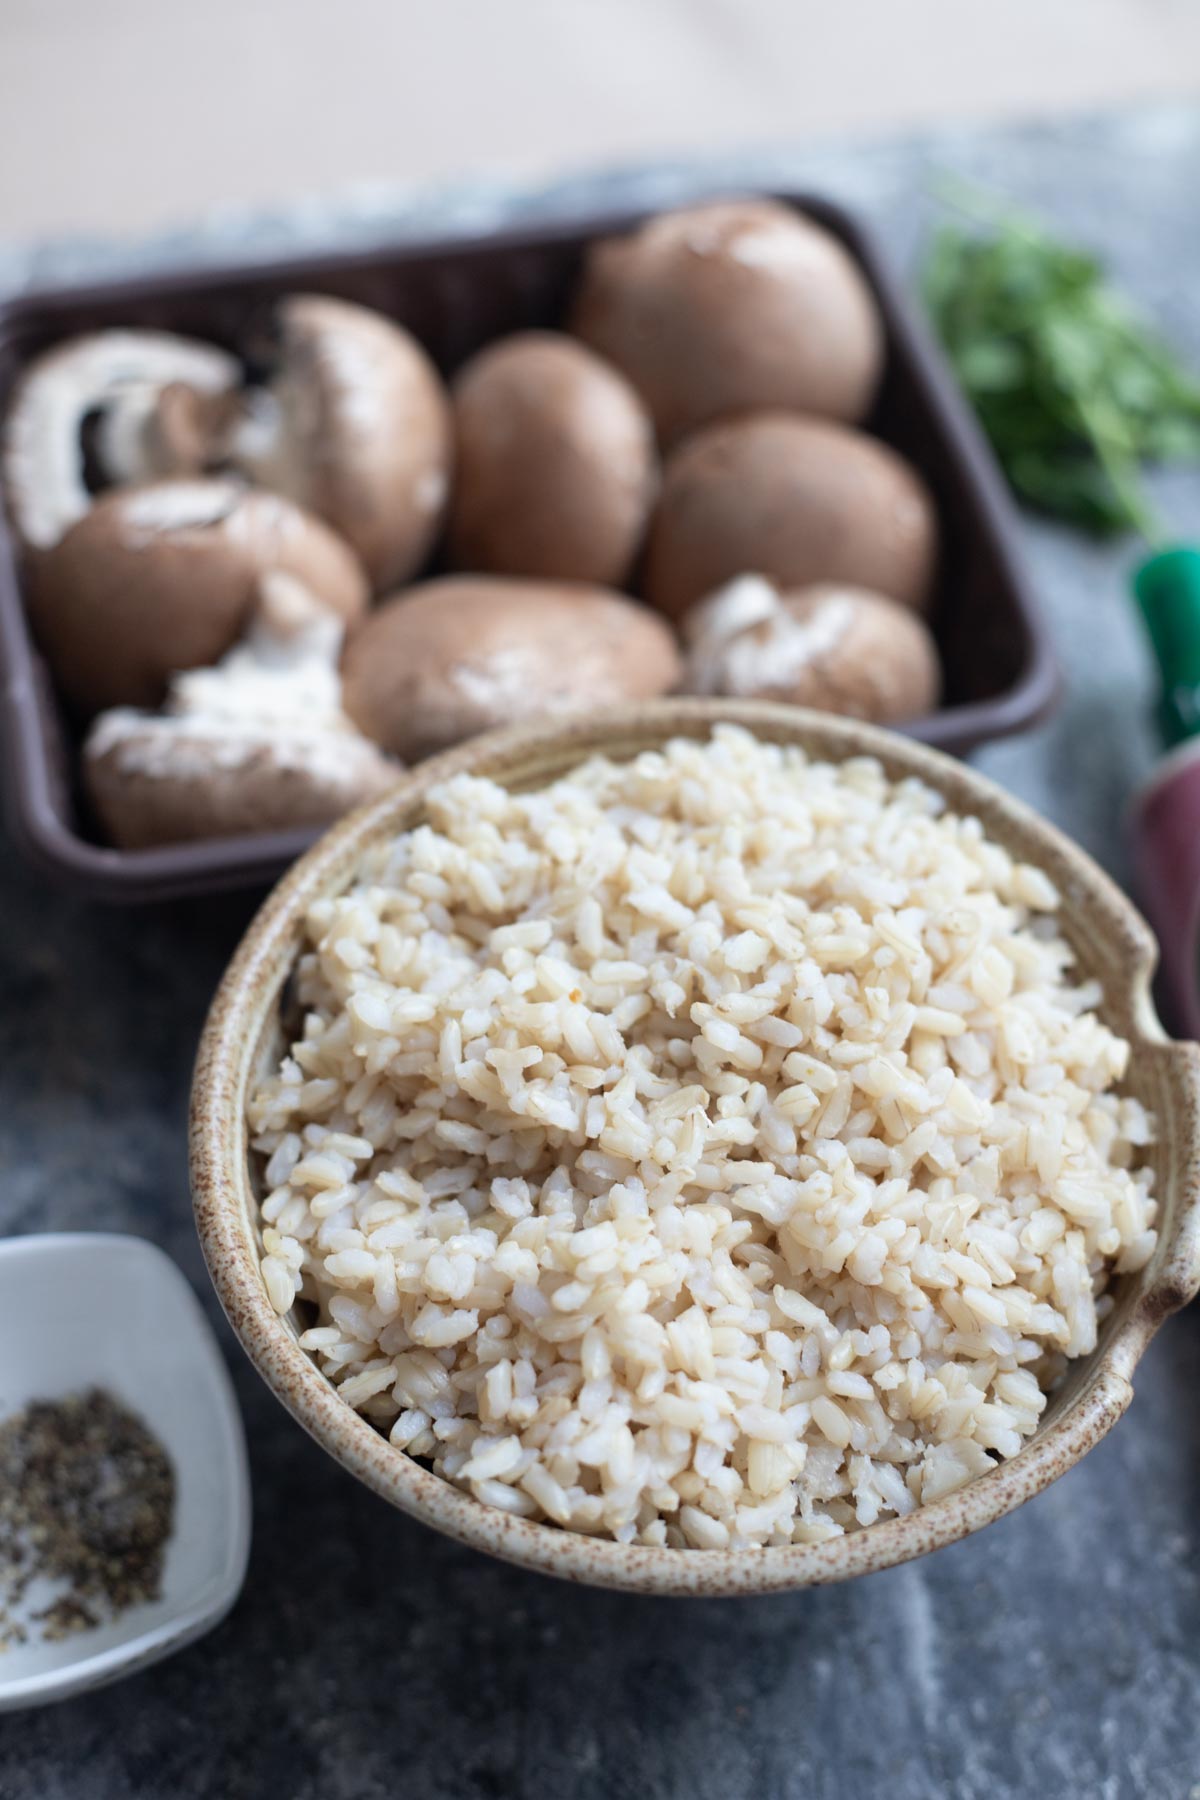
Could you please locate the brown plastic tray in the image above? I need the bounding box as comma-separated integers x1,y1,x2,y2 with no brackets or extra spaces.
0,191,1058,902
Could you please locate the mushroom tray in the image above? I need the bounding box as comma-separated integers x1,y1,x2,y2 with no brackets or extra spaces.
0,192,1056,900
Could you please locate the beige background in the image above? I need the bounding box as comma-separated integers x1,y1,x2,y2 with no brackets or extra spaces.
2,0,1199,243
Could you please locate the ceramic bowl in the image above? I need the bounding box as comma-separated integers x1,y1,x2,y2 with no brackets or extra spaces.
190,700,1200,1596
0,1234,250,1708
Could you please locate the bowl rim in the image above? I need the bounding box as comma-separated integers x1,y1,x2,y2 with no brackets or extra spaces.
190,699,1200,1596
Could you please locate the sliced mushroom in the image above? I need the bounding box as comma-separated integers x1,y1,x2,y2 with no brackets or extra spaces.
2,329,241,553
341,576,683,760
31,477,369,713
682,575,941,724
84,572,397,848
222,295,453,591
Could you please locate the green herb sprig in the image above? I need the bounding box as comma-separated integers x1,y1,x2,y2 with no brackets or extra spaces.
923,194,1200,539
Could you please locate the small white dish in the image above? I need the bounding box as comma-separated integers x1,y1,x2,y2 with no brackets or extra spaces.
0,1233,251,1711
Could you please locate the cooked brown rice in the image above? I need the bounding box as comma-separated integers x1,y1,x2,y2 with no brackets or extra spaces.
248,726,1156,1548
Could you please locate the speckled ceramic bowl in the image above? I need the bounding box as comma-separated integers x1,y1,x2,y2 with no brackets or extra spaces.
190,701,1200,1596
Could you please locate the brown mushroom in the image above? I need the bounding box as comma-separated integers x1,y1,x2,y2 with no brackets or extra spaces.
2,329,241,553
570,198,884,446
84,572,396,848
224,295,453,590
31,478,369,713
449,331,657,586
641,413,938,620
341,576,682,760
682,576,941,724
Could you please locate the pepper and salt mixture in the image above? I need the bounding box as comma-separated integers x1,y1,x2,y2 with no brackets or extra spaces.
0,1388,174,1648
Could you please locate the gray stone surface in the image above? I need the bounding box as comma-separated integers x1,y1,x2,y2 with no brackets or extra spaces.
2,106,1200,1800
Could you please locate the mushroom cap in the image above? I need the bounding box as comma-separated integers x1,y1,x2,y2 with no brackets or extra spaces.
448,331,658,586
83,569,396,848
2,329,240,552
682,576,941,724
570,199,884,446
642,413,938,620
232,294,453,591
341,576,683,760
85,716,396,849
31,478,369,713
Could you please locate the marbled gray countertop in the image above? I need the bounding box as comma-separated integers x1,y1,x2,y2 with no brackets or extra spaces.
2,106,1200,1800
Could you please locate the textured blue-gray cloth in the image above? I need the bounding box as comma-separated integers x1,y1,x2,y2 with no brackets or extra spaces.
2,104,1199,1800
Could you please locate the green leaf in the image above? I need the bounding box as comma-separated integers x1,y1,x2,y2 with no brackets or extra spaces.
955,338,1025,392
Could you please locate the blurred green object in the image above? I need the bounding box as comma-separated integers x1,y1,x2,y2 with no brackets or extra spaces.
923,203,1200,538
1135,547,1200,747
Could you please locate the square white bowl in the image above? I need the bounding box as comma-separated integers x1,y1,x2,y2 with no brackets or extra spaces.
0,1233,251,1711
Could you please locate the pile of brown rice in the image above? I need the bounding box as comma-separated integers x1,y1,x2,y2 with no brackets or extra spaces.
248,726,1156,1549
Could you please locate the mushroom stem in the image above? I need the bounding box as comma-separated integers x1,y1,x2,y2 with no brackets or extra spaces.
169,572,350,725
93,380,242,485
684,575,854,696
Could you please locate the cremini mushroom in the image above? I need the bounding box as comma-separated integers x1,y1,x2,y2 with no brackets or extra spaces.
222,295,453,591
682,575,941,724
642,413,938,620
341,575,683,760
570,198,884,446
2,329,241,554
449,331,657,586
31,477,369,713
84,572,396,848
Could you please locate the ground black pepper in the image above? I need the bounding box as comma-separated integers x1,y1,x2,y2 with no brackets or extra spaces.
0,1388,174,1648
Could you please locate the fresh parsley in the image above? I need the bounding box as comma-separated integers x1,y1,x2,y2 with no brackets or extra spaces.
923,199,1200,539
